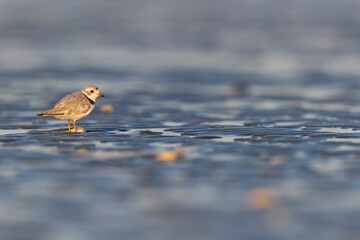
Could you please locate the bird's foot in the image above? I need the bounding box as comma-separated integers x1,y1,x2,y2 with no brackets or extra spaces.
69,127,86,133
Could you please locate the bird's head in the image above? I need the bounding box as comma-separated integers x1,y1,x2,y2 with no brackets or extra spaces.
81,85,104,102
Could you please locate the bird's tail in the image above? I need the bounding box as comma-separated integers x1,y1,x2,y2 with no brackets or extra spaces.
37,112,64,117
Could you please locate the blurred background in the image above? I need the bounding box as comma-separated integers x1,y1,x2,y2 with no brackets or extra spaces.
1,1,360,240
1,0,360,78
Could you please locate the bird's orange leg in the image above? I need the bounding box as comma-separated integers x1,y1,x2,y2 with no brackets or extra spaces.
73,120,77,132
67,120,71,132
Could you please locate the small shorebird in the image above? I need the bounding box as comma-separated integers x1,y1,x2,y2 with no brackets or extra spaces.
37,85,104,132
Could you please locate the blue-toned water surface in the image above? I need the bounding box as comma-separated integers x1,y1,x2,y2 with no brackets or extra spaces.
1,0,360,239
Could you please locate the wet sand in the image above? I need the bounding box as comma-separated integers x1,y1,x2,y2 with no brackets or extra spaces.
2,0,360,239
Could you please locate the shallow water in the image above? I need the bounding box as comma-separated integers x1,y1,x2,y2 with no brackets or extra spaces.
2,74,360,240
2,0,360,239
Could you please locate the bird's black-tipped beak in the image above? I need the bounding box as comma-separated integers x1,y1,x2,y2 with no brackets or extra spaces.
97,92,104,97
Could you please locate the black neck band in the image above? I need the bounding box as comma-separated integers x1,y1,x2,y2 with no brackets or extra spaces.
84,94,95,105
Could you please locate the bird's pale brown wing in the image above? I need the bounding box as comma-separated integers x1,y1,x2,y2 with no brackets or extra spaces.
38,91,92,116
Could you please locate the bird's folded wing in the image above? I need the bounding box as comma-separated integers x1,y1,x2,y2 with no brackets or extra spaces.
40,91,92,116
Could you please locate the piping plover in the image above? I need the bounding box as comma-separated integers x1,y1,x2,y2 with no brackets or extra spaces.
37,85,104,132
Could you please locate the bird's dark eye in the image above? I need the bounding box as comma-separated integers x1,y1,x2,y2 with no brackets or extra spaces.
90,90,94,93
